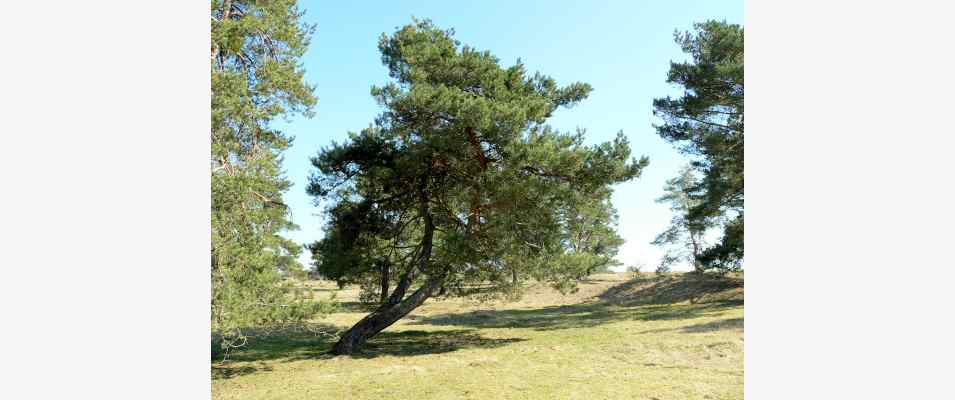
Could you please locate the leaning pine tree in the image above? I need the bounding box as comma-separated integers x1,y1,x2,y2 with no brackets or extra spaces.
211,0,329,357
308,20,647,355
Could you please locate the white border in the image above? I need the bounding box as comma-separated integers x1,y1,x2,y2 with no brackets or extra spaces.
1,1,210,398
746,0,955,398
3,1,954,398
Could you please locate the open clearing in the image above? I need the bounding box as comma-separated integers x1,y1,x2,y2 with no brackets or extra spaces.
212,272,743,399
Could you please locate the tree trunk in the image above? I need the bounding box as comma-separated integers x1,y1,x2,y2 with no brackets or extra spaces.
331,273,445,355
332,178,439,355
378,262,390,305
466,126,488,231
690,233,703,273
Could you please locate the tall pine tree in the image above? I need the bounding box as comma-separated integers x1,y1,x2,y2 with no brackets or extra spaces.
308,20,647,354
211,0,326,356
653,20,743,270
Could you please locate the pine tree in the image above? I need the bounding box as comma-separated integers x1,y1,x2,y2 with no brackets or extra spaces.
653,20,743,270
651,165,711,272
211,0,327,356
308,20,647,354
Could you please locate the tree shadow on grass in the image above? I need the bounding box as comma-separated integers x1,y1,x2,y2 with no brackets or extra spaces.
214,274,742,380
414,300,739,331
682,317,743,333
598,273,743,306
212,364,269,380
212,328,525,380
354,330,525,359
638,317,744,335
414,275,742,332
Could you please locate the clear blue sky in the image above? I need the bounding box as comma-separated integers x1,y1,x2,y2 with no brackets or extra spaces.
274,0,742,272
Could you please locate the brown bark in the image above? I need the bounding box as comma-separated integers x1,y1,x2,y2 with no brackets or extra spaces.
378,262,390,305
331,271,445,355
466,127,489,231
465,126,489,170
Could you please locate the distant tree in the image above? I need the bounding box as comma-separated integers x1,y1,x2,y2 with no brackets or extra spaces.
655,263,671,275
653,20,743,270
626,264,643,278
307,19,647,354
651,166,712,272
562,193,626,275
211,0,328,357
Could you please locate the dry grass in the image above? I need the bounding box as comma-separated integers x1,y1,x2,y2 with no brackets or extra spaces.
212,272,743,399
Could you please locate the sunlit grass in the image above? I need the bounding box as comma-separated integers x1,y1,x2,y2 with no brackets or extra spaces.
212,272,743,399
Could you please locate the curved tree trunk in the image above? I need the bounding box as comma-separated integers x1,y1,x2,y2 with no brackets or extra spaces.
331,273,445,355
332,179,442,355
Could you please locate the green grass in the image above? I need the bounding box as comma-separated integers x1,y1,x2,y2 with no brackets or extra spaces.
212,273,743,399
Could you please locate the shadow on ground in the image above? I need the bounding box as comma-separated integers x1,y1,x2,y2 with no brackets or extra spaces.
334,301,378,313
681,317,743,333
213,328,525,380
415,274,743,331
598,273,743,306
637,317,745,335
414,299,740,331
214,274,743,380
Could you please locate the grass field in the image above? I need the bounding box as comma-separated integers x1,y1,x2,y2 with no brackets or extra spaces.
212,272,743,399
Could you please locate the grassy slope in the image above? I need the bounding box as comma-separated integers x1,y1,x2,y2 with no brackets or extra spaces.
212,273,743,399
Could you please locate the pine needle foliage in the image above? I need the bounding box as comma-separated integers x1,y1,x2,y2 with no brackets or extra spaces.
653,20,744,270
652,165,713,273
211,0,329,358
307,19,647,354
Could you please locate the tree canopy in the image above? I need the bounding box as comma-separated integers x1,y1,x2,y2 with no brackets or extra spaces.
653,20,743,270
211,0,327,357
307,19,647,354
